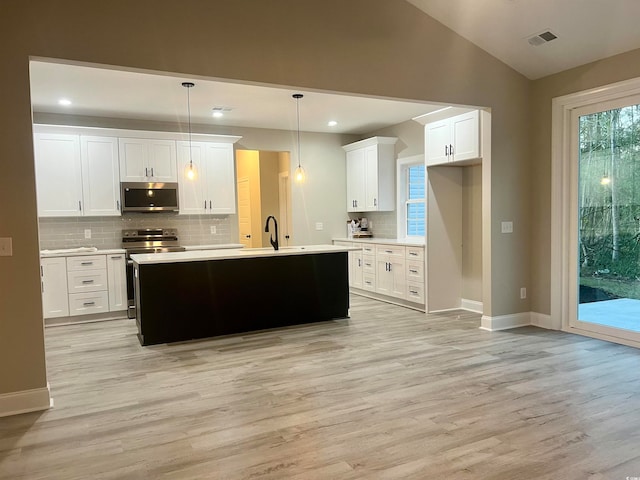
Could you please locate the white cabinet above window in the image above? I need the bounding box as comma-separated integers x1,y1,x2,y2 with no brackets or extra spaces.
343,136,397,212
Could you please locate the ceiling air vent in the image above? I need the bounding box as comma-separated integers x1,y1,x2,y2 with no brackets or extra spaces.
527,30,558,47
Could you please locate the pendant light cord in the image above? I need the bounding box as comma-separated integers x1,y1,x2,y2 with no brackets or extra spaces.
182,82,195,168
296,96,301,169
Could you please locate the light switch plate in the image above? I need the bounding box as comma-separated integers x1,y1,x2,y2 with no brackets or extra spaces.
501,221,513,234
210,226,217,234
0,237,12,256
315,222,323,231
84,229,92,239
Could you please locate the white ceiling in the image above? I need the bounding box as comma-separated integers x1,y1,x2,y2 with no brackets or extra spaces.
29,61,449,135
407,0,640,79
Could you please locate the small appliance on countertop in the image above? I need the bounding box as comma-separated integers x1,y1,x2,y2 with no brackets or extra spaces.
347,217,373,238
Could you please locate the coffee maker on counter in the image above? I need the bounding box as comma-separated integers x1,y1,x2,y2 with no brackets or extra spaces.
347,217,373,238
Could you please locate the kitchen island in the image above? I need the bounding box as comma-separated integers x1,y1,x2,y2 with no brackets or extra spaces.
130,245,352,345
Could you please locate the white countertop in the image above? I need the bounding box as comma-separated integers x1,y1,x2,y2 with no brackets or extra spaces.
131,244,356,265
183,243,244,251
40,248,126,258
333,237,425,247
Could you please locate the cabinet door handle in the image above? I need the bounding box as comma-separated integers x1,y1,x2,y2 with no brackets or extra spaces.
445,145,448,156
209,200,212,209
245,234,251,239
358,258,361,267
450,144,454,156
204,200,207,209
81,279,95,284
117,200,120,211
83,301,95,306
80,261,94,266
145,167,149,177
151,168,154,177
40,265,43,276
373,198,377,207
388,263,392,272
78,200,82,211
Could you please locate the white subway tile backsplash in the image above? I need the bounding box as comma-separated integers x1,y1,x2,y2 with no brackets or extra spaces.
38,214,236,249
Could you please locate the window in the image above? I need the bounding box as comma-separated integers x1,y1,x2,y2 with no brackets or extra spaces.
397,156,425,239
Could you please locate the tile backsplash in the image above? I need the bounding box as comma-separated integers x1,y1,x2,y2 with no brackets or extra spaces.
347,211,397,239
38,213,236,250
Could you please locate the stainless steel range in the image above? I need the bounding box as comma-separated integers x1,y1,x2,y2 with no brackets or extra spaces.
122,228,185,318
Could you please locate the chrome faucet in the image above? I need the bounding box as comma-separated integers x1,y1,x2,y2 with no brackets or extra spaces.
264,215,279,251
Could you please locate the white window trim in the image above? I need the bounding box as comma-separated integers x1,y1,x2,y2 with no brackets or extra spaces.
552,76,640,347
396,154,425,241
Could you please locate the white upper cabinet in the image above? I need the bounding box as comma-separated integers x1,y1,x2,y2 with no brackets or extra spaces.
177,141,237,214
34,133,83,217
343,136,397,212
34,132,121,217
118,138,177,182
80,136,121,216
425,110,481,166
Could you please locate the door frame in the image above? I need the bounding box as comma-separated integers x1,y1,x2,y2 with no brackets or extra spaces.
552,76,640,348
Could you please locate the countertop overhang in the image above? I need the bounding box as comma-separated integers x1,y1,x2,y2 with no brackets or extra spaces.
130,244,357,265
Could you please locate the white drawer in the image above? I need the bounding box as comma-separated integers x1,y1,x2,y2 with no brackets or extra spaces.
69,291,109,315
362,254,375,274
67,255,106,271
406,282,425,304
362,274,376,291
376,245,405,257
406,261,424,283
406,247,424,261
361,244,375,255
67,269,108,293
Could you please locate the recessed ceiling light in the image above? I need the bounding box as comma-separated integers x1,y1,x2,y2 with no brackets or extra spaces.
328,120,338,127
58,98,72,106
212,111,224,118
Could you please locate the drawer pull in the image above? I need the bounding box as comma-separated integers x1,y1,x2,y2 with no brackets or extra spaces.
83,301,95,306
385,250,393,254
80,261,94,266
110,255,122,259
409,269,418,274
409,252,418,256
409,290,419,295
81,280,95,284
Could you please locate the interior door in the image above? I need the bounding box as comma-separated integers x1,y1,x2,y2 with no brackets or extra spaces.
237,177,254,248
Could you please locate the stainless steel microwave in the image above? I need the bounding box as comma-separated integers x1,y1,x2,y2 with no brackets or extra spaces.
120,182,179,212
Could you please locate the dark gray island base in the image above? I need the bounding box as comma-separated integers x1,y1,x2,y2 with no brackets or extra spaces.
133,250,349,346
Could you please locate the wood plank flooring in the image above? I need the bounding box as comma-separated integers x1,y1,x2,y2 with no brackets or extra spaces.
2,295,640,479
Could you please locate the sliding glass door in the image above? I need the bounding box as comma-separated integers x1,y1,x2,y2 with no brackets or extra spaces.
571,97,640,342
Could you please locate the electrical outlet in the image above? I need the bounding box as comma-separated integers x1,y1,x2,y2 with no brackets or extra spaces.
501,221,513,234
315,222,323,231
84,229,91,239
520,287,527,299
210,226,217,234
0,237,12,257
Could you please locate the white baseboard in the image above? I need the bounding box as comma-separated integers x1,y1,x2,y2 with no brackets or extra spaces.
0,384,52,418
480,312,531,331
530,311,553,329
461,298,483,313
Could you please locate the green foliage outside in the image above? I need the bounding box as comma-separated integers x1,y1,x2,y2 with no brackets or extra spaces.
578,104,640,301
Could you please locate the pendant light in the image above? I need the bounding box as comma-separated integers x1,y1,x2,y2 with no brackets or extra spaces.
182,81,197,181
293,93,306,183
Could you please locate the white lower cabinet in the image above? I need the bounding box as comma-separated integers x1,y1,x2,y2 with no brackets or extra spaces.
41,257,69,318
375,245,406,299
107,254,127,311
41,252,127,320
334,240,425,308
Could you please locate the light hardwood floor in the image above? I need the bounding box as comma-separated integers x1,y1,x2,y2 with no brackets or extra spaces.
2,295,640,479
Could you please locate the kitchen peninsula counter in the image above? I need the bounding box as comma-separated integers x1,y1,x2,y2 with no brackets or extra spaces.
131,245,353,345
